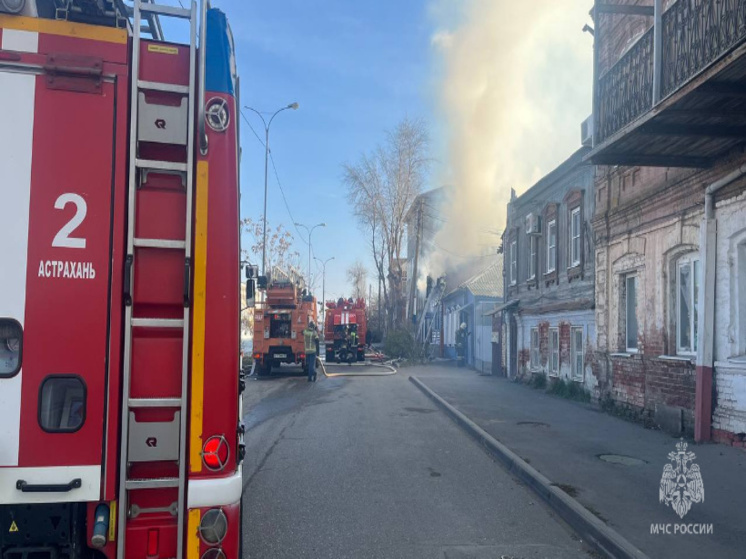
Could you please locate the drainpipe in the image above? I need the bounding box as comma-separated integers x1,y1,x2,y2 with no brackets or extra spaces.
696,163,746,442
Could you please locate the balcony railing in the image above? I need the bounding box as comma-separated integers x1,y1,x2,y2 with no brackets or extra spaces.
597,27,654,144
596,0,746,145
662,0,746,97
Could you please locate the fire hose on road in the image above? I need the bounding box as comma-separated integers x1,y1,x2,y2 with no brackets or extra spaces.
317,358,397,377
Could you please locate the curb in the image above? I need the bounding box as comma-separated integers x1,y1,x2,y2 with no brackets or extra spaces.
409,375,650,559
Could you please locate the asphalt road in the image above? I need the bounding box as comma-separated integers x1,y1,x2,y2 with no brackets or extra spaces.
241,365,597,559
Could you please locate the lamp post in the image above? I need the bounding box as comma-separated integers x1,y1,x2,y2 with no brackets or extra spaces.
295,222,325,286
244,102,299,276
314,256,334,327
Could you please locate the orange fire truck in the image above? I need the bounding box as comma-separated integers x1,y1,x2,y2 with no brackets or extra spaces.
251,268,317,376
1,2,242,559
323,298,367,363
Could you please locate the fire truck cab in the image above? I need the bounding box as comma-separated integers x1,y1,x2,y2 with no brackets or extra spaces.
324,298,367,363
0,2,242,559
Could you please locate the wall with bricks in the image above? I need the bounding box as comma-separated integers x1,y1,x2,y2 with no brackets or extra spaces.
516,310,597,394
593,145,746,439
711,188,746,438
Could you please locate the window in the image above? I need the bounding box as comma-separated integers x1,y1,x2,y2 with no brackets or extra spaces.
549,328,559,376
676,256,700,355
572,327,584,380
530,328,539,369
510,241,517,285
529,236,537,279
546,219,556,273
570,207,581,267
0,319,22,377
625,275,638,352
39,376,86,432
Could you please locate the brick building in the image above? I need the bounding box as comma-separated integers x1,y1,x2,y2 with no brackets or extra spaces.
587,0,746,442
501,147,596,392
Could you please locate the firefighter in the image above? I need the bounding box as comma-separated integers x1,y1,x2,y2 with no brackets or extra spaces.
303,319,319,382
348,327,358,365
455,322,469,368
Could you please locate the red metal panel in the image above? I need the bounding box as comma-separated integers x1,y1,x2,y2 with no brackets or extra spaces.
138,40,189,86
197,91,239,476
19,75,116,468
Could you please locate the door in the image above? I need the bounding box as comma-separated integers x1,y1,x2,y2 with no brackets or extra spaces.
0,56,117,504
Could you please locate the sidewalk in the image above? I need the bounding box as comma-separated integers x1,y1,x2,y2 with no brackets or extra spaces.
408,364,746,559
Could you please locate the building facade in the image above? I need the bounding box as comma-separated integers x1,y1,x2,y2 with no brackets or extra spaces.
501,148,597,393
441,260,502,371
588,0,746,442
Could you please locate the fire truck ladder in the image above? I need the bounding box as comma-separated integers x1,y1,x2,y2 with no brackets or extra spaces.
417,279,445,352
118,2,198,559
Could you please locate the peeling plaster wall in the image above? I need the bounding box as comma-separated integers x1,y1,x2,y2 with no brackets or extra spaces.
593,149,746,438
712,190,746,438
516,310,597,393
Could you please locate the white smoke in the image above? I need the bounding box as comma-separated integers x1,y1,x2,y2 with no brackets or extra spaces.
427,0,593,277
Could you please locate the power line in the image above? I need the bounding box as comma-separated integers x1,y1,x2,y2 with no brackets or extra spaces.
239,107,308,245
269,151,309,243
239,109,266,149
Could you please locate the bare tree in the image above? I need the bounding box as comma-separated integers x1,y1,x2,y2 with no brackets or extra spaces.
344,117,429,333
241,217,301,275
346,261,368,300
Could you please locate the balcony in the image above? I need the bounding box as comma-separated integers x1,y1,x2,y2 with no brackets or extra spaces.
589,0,746,167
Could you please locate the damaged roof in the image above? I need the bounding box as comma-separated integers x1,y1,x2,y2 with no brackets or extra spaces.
446,260,503,298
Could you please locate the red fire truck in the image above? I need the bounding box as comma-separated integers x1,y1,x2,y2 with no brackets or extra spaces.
251,268,317,376
0,2,242,559
323,298,367,363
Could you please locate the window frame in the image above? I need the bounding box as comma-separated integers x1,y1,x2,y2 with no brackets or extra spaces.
510,240,517,285
546,219,557,274
38,374,88,434
528,235,537,280
625,274,639,353
0,318,23,379
530,327,540,370
570,207,581,267
549,327,559,376
571,327,584,380
675,255,700,356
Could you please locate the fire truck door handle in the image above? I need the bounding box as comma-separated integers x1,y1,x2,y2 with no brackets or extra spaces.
123,254,133,306
183,258,191,307
16,478,82,493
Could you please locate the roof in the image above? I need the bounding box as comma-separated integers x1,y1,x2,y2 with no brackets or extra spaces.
446,259,503,299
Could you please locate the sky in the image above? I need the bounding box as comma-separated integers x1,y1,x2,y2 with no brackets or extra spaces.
206,0,593,304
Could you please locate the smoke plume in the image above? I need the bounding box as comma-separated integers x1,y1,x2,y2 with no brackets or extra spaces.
427,0,593,277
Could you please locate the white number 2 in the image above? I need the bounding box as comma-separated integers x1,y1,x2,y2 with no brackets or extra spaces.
52,193,87,249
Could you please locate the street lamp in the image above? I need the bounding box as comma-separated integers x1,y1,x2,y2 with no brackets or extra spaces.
244,102,299,276
295,222,325,286
314,256,334,326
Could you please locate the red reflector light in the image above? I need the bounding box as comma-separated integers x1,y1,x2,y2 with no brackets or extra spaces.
253,352,261,359
202,435,230,471
147,529,158,557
